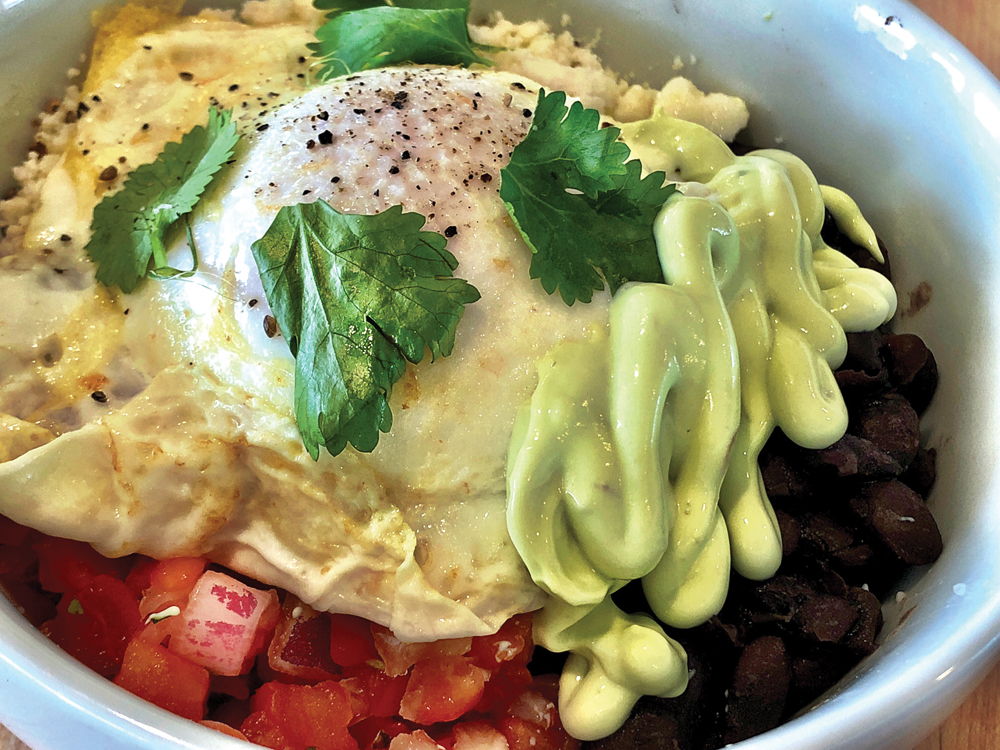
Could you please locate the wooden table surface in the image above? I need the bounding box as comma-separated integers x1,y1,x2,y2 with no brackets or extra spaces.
2,1,999,749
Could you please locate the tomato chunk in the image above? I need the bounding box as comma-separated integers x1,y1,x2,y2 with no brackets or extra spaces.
387,730,445,750
42,574,141,677
139,557,208,619
241,681,358,750
34,538,128,594
0,516,31,546
452,722,510,750
350,717,414,750
114,636,210,721
341,664,410,720
268,596,341,682
467,615,534,671
398,656,486,724
330,613,379,668
371,624,471,677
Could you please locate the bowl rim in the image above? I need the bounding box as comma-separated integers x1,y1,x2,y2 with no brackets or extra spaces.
2,0,1000,748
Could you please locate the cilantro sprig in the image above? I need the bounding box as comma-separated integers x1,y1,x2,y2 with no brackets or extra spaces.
309,0,492,82
251,201,480,458
500,89,676,305
86,108,240,293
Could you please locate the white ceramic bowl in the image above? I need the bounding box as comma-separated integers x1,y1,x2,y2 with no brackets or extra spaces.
2,1,999,748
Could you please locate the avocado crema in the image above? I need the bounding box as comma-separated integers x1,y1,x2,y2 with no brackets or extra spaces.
506,109,897,741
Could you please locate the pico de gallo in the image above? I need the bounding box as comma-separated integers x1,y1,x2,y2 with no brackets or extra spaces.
0,514,577,750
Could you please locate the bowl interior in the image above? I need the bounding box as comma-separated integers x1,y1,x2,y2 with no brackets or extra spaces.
3,1,1000,748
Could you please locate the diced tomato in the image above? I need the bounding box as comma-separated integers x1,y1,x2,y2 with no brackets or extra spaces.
42,574,141,677
451,722,510,750
33,537,129,594
350,717,414,750
341,664,410,720
0,576,58,627
114,635,210,721
267,596,342,682
387,730,445,750
398,656,486,724
506,690,557,730
498,678,579,750
497,718,559,750
474,665,533,715
330,613,379,668
169,570,278,676
241,681,358,750
139,557,208,619
200,720,250,741
467,615,534,671
371,624,472,677
124,556,157,600
0,542,37,581
0,516,31,547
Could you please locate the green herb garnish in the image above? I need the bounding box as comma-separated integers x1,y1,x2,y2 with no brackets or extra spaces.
85,107,240,293
500,89,676,305
67,599,84,615
309,0,491,82
251,201,480,459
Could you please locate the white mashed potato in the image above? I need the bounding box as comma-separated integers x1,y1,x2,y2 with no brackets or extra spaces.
0,0,748,640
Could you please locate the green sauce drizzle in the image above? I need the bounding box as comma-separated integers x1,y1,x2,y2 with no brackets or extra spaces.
506,106,897,740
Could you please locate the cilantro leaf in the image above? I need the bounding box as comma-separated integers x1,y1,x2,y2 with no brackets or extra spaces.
499,89,676,305
251,201,480,458
85,108,240,293
314,0,470,11
309,0,491,82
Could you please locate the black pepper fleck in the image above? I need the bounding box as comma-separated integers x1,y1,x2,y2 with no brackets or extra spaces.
306,139,316,149
331,176,341,183
522,108,533,118
59,234,71,242
249,299,258,308
263,315,279,338
318,130,333,145
91,391,108,403
389,165,399,174
98,166,118,182
179,72,194,82
444,225,458,238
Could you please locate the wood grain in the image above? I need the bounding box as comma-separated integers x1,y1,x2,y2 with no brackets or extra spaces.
2,1,998,750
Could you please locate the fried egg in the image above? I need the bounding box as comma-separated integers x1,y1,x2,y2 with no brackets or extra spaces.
0,5,747,640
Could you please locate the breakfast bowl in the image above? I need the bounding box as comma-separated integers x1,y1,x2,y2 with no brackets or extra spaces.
1,0,999,748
